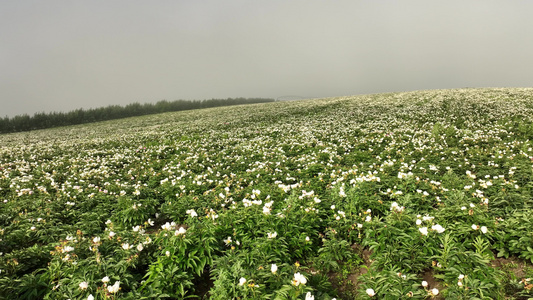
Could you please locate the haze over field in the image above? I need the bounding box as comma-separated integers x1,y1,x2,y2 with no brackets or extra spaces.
1,0,533,117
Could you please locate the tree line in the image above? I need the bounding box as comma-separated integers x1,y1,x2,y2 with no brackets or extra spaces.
0,98,275,134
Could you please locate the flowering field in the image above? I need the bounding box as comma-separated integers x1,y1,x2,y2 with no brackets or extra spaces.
1,88,533,299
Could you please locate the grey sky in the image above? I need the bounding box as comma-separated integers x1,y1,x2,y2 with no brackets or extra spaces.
1,1,532,117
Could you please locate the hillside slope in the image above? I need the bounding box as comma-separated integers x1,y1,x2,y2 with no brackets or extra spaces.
1,88,533,299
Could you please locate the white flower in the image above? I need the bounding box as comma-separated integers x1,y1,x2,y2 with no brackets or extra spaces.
102,276,110,283
87,295,94,300
108,231,115,238
421,280,428,287
419,227,428,236
137,243,143,251
292,272,307,286
262,206,271,215
458,274,465,280
480,226,488,234
175,227,187,236
365,216,372,222
430,288,439,296
472,224,479,230
79,281,89,290
366,288,375,297
238,277,247,286
93,237,100,243
165,251,170,257
390,202,404,212
207,209,219,220
305,292,314,300
416,219,422,225
161,222,172,230
267,232,277,239
431,224,445,233
186,209,198,217
271,263,278,274
108,281,120,293
458,281,463,287
422,215,434,222
223,236,232,245
339,187,346,197
305,236,310,242
121,243,130,250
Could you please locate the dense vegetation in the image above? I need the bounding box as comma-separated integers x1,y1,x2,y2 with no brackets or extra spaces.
0,88,533,299
0,97,274,134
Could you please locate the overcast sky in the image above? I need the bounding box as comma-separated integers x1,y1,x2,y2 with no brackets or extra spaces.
1,1,533,117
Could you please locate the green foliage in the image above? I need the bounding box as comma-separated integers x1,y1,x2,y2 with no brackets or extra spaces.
358,268,427,299
1,88,533,299
494,209,533,263
314,232,358,273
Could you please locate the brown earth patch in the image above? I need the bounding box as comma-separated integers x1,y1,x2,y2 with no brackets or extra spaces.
420,269,445,300
351,243,373,265
491,256,531,279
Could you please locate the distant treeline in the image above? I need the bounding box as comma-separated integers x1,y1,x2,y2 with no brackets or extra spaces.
0,98,274,134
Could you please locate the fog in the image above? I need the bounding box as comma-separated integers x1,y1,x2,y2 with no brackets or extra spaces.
1,1,533,117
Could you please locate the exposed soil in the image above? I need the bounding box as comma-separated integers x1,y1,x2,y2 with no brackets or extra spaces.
491,256,531,279
420,269,445,300
351,243,373,264
349,244,373,287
